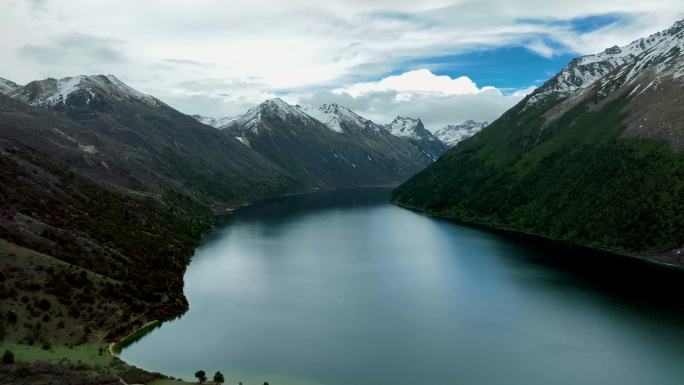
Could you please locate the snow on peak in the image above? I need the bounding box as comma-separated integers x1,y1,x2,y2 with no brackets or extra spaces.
296,103,376,133
435,120,489,147
386,116,428,139
9,74,161,108
258,98,312,119
0,77,19,94
223,98,319,133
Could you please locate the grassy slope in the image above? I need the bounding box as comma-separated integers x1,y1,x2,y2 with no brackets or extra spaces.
392,92,684,259
0,140,215,383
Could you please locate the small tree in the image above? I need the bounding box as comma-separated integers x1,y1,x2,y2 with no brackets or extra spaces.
2,350,14,364
213,371,225,384
195,370,207,383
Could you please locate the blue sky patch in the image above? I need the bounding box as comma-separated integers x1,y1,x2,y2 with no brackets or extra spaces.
396,47,577,91
388,14,634,92
519,13,631,33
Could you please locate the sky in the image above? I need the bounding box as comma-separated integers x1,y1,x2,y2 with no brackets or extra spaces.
1,0,683,131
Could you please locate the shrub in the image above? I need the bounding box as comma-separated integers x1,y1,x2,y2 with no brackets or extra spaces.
2,350,14,364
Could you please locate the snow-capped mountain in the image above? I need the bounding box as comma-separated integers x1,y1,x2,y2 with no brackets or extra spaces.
434,120,489,147
0,77,19,94
220,98,322,134
386,116,430,140
518,18,684,150
526,19,684,109
296,103,381,133
384,116,448,158
212,98,445,187
197,99,449,164
8,75,162,109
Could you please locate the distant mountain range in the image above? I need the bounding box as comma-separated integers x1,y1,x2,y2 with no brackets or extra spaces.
191,99,495,184
393,19,684,266
192,99,455,187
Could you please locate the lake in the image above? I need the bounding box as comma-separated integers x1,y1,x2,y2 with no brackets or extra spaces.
121,188,684,385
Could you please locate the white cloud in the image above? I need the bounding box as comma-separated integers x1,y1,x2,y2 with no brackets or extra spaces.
526,40,555,58
0,0,682,119
300,69,525,131
332,69,485,97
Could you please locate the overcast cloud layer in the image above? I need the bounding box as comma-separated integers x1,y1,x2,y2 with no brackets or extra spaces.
1,0,682,130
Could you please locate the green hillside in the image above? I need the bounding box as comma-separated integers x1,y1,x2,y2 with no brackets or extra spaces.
393,91,684,260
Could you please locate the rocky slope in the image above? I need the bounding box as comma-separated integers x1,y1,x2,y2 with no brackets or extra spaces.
393,19,684,265
434,120,489,147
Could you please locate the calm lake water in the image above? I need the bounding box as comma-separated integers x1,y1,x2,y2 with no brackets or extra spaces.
121,188,684,385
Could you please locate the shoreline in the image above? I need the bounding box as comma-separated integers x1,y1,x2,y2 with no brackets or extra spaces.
391,200,684,272
109,320,163,358
109,185,398,382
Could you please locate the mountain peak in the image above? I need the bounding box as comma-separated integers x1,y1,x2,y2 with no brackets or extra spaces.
227,98,318,133
9,74,161,109
319,102,340,111
294,103,373,133
260,97,291,109
386,116,431,139
256,98,311,119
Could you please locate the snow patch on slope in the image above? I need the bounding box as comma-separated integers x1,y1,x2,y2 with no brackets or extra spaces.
234,136,250,147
